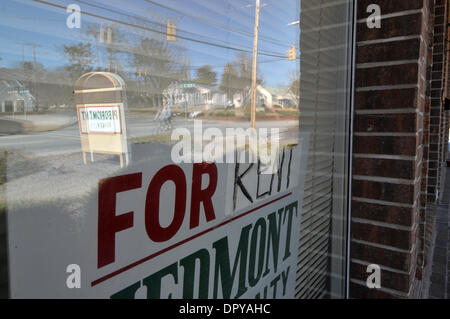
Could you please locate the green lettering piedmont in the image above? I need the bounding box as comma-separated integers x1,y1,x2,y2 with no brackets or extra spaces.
282,202,298,261
248,217,266,287
213,224,252,299
180,249,210,299
142,262,178,299
264,208,284,276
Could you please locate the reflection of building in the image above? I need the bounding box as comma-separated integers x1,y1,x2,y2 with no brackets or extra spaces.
233,85,297,109
232,86,268,109
163,82,228,110
255,85,273,108
257,86,297,108
0,80,36,113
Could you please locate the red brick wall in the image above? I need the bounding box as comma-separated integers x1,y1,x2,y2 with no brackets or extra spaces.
351,0,432,298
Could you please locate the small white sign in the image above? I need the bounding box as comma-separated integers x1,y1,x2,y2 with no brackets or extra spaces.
77,107,89,134
85,106,122,134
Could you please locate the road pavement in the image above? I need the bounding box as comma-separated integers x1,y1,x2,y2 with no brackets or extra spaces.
0,119,24,136
1,114,299,208
0,114,298,156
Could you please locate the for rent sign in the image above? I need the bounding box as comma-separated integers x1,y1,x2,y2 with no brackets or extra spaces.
7,135,309,299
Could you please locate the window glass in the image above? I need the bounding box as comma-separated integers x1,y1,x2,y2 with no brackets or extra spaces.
0,0,352,299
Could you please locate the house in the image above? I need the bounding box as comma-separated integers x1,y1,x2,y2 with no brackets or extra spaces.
163,82,228,110
231,86,270,109
232,85,297,109
259,86,297,108
0,80,36,113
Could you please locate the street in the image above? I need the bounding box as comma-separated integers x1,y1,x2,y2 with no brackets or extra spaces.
0,114,299,156
0,113,299,214
0,119,24,136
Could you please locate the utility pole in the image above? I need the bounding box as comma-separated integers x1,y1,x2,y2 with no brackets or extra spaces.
24,43,41,112
32,44,38,112
22,43,25,118
250,0,261,129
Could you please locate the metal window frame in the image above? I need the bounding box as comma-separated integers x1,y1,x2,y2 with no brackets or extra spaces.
328,0,357,299
296,0,357,299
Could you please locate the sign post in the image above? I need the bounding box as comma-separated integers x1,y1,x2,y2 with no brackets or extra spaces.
74,72,129,167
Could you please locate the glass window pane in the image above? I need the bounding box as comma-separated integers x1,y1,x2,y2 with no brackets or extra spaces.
0,0,352,299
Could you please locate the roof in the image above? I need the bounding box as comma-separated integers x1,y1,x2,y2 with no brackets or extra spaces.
164,81,226,95
0,68,26,82
0,76,35,101
260,85,289,96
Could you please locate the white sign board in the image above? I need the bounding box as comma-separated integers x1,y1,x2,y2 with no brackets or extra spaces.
78,105,122,134
6,134,309,299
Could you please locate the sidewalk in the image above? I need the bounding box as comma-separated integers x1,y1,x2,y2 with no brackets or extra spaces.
0,113,77,134
427,159,450,298
0,119,23,135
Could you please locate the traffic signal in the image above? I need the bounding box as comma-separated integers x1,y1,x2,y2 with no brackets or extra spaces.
167,20,176,41
225,65,229,73
100,25,113,44
99,25,105,43
288,44,296,61
107,25,113,44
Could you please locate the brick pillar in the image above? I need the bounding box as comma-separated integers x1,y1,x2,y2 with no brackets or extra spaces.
429,0,447,201
444,15,449,162
350,0,431,298
417,0,436,283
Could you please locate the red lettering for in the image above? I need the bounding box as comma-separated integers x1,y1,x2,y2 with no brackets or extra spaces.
98,163,218,268
190,162,218,229
145,165,187,242
98,173,142,268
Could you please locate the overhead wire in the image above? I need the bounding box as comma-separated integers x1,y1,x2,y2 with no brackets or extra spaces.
142,0,291,48
32,0,288,59
73,0,286,57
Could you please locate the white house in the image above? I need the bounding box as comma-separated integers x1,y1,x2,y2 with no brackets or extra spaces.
0,80,36,113
163,82,228,110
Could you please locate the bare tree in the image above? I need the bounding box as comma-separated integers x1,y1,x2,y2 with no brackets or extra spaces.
63,43,94,81
288,70,300,108
219,63,239,99
220,53,264,104
84,23,127,73
195,65,217,86
125,14,187,108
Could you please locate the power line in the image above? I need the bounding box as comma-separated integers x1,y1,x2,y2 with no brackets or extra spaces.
32,0,287,59
73,0,284,57
168,57,292,71
0,14,65,22
92,39,292,72
142,0,290,48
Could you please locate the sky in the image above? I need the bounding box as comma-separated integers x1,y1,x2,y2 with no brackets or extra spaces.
0,0,300,88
